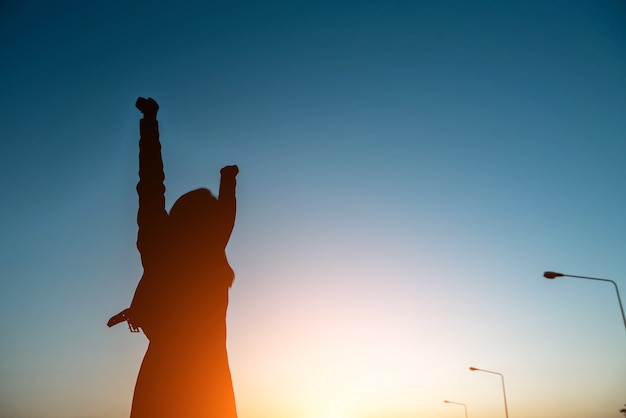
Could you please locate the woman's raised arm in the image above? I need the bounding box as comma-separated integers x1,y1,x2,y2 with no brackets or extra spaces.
135,97,168,268
217,164,238,247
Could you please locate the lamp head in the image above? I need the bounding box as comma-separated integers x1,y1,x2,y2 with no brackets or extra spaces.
544,271,564,279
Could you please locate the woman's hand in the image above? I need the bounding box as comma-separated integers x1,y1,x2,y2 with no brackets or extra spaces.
220,165,239,177
135,97,159,120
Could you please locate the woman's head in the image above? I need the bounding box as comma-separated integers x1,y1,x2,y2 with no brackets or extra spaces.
168,188,219,249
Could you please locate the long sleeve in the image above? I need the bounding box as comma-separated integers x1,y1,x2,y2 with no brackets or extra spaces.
136,118,168,269
217,169,237,248
126,116,169,337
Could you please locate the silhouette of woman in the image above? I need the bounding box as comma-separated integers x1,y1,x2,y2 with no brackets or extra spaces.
109,97,239,417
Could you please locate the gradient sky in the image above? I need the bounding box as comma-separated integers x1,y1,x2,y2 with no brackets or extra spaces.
1,1,625,417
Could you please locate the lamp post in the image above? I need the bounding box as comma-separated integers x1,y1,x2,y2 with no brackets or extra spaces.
469,367,509,418
543,271,626,331
444,400,468,418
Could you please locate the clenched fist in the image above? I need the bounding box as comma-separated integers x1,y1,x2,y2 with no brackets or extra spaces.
135,97,159,120
220,165,239,177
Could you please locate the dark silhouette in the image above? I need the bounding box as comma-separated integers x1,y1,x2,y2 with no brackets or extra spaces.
108,98,239,417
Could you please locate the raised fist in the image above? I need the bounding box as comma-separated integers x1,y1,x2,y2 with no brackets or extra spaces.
220,165,239,177
135,97,159,119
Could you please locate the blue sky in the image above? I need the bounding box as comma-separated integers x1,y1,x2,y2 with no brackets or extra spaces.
1,1,625,417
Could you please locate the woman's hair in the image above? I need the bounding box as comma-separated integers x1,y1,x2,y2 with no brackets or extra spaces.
169,188,216,220
168,188,218,247
167,188,234,286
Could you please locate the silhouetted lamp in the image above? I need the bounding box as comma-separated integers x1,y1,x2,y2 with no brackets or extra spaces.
469,367,508,418
543,270,626,331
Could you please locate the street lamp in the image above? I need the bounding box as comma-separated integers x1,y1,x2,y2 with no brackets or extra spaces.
444,400,468,418
543,271,626,331
469,367,509,418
